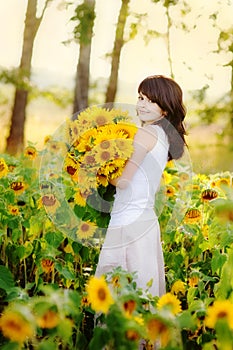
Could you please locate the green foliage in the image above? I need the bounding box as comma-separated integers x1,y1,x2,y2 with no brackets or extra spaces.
0,151,233,349
71,2,96,45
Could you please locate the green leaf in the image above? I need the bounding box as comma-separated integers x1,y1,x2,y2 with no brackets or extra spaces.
38,339,57,350
177,310,196,331
211,249,227,274
72,241,82,254
74,204,86,219
1,342,20,350
0,265,15,291
89,327,109,350
44,231,64,248
80,246,89,262
55,262,75,280
57,318,73,343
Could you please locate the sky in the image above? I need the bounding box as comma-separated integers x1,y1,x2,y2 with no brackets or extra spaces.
0,0,232,103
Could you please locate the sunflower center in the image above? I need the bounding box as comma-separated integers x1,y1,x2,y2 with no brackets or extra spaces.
11,182,24,191
67,165,77,175
81,223,89,232
202,189,218,200
0,163,5,171
96,115,107,126
100,140,110,149
217,311,227,319
42,195,56,206
84,155,95,165
101,151,111,162
7,320,22,332
98,287,107,301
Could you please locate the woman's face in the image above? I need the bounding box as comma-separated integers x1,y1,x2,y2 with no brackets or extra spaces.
136,92,163,124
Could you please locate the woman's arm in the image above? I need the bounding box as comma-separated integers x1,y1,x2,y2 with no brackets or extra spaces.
110,126,158,189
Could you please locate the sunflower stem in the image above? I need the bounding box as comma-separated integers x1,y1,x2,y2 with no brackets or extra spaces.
1,225,8,267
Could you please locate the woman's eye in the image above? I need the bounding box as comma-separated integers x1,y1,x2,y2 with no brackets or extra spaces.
138,96,143,100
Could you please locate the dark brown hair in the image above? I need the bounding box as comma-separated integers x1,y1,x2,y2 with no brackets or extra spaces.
138,75,187,160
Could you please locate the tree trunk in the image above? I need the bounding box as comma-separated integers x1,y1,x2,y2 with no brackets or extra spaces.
72,0,95,118
5,0,50,155
105,0,130,104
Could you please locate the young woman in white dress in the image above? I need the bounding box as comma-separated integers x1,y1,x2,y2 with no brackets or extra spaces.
95,75,187,297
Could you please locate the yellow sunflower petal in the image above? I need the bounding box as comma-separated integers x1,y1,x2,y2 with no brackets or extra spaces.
157,292,182,315
86,276,114,313
0,158,9,178
76,221,97,239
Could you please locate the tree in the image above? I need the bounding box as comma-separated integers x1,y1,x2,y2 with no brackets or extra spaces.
105,0,130,104
150,0,192,79
72,0,96,116
216,27,233,131
5,0,52,155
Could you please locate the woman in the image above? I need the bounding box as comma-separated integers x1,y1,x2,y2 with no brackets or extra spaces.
95,75,187,296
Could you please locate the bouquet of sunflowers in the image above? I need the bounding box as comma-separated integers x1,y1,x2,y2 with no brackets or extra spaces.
40,106,137,244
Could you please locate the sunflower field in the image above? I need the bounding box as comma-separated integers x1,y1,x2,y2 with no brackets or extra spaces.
0,110,233,349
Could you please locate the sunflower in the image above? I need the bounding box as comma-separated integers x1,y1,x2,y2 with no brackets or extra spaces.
95,149,114,165
166,185,176,198
86,276,114,313
146,317,170,347
0,158,9,178
123,299,137,316
77,166,97,192
205,300,233,330
170,280,186,295
37,310,59,329
213,177,231,188
125,329,140,341
188,275,199,287
75,109,93,132
98,123,125,140
81,295,90,308
88,107,114,127
112,122,138,139
111,275,121,288
24,146,37,160
82,152,98,168
76,221,97,240
103,158,126,179
46,140,67,155
41,258,54,274
66,118,79,144
114,138,134,158
157,292,182,315
41,194,60,214
179,172,190,182
166,160,175,168
8,205,19,216
184,208,202,224
110,108,130,121
192,184,201,191
0,310,34,343
10,181,28,195
201,189,218,201
74,188,87,207
64,155,79,178
96,173,109,187
162,171,172,184
76,128,98,152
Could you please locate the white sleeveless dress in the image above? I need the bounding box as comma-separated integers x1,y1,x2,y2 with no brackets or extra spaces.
95,125,169,296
